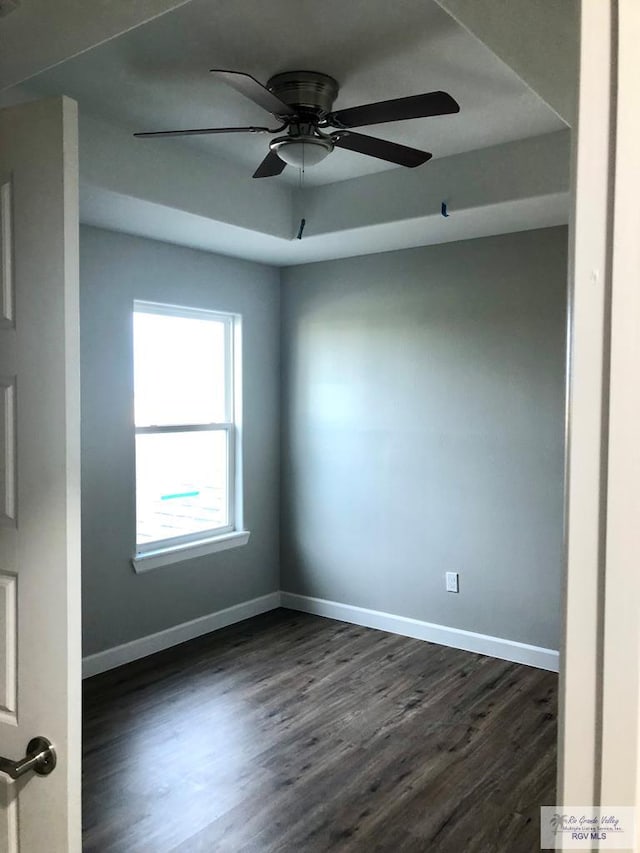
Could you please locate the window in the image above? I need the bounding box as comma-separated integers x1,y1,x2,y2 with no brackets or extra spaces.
132,301,247,570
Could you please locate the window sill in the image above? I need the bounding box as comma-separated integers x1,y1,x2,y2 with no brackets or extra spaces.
131,531,251,574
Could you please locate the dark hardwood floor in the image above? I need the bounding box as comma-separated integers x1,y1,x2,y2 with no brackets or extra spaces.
83,609,557,852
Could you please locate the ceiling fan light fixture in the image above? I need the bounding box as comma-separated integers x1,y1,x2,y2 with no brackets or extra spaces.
270,135,333,168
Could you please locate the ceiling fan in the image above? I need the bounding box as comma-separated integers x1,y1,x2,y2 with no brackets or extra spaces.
134,70,460,178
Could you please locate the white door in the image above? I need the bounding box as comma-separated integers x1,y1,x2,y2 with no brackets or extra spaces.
0,97,81,852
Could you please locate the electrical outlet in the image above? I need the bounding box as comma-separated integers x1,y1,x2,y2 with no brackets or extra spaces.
446,571,459,593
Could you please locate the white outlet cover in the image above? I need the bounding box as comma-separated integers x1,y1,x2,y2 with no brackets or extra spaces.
446,571,459,593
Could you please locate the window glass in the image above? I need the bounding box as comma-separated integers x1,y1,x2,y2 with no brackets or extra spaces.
135,430,229,545
133,311,227,427
133,302,239,552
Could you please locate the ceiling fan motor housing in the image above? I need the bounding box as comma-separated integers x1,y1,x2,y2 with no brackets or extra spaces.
266,72,340,167
266,71,339,118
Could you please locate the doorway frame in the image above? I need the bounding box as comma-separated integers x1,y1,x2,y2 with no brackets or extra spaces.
560,0,640,829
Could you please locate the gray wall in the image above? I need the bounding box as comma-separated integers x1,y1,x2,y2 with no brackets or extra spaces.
80,226,280,656
81,225,567,656
280,227,567,650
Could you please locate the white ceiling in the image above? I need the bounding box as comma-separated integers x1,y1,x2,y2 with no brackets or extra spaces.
25,0,566,187
0,0,192,90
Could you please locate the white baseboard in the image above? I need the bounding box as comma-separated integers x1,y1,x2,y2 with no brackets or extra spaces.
82,592,281,678
280,592,560,673
83,590,559,678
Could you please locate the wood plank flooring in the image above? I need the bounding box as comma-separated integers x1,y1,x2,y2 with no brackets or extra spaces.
83,609,557,852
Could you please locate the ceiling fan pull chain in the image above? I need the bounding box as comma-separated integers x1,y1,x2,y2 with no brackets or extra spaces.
298,145,306,191
297,147,306,239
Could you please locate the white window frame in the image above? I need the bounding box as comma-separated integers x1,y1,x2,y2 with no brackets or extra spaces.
132,300,248,572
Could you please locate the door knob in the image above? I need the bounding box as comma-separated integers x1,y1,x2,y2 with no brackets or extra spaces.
0,737,56,780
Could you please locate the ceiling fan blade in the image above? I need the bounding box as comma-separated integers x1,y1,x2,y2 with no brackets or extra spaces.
253,149,287,179
134,125,276,138
328,91,459,129
210,70,297,118
332,131,432,167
